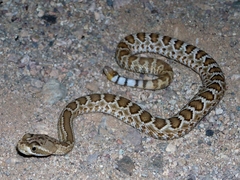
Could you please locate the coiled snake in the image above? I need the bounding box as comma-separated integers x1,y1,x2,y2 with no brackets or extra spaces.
17,33,226,156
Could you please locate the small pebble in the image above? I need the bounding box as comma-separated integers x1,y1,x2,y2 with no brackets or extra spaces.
86,81,99,92
150,154,163,170
20,55,30,66
31,78,44,88
215,108,223,115
237,106,240,111
116,156,135,176
166,143,177,153
106,0,114,7
231,74,240,80
206,129,214,137
94,12,101,21
87,153,99,165
49,68,59,78
169,99,177,105
42,79,67,104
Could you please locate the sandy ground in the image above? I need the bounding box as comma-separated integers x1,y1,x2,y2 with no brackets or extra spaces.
0,0,240,179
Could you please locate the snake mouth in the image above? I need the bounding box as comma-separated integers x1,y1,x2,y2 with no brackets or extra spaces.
16,145,32,157
16,140,33,156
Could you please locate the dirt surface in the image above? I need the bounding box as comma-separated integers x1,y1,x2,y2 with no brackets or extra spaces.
0,0,240,179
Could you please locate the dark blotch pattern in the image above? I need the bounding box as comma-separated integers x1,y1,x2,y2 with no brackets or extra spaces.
137,33,146,42
195,50,207,59
189,100,204,111
150,33,159,43
66,102,78,110
185,45,196,54
76,97,87,105
162,36,171,46
140,111,152,123
153,118,167,129
174,40,184,50
169,117,181,128
90,94,101,102
117,97,131,108
129,104,141,114
125,35,135,44
179,109,192,121
104,94,116,103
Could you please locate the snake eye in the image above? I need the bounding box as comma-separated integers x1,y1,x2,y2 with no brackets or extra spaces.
32,147,36,151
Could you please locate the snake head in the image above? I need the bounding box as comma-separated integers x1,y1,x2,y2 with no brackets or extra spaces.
17,133,58,156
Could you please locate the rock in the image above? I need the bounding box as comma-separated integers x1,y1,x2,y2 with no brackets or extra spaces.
215,107,223,115
166,142,177,153
116,156,135,176
31,78,44,88
87,153,99,165
42,79,66,104
85,81,99,92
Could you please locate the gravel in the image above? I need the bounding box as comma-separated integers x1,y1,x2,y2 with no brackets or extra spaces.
0,0,239,179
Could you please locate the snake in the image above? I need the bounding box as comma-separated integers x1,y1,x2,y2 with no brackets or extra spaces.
17,33,226,156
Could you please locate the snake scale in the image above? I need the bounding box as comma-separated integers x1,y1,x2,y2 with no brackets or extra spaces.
17,33,226,156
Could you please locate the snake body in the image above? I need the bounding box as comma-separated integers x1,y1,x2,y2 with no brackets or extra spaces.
17,33,226,156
